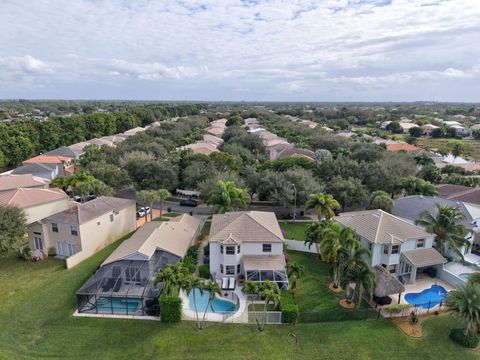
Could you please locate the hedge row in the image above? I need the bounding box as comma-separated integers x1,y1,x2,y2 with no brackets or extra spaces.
159,295,182,323
280,290,299,324
449,328,479,348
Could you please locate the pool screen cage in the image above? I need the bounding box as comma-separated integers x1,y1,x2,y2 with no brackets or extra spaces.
245,270,289,290
76,260,161,317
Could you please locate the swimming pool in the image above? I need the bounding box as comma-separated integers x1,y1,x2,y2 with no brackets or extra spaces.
404,285,447,309
187,288,236,313
96,297,142,314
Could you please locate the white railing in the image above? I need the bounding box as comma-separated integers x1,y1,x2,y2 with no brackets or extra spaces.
248,311,282,324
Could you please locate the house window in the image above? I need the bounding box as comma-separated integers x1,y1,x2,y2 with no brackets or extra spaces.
220,264,223,274
368,243,373,251
52,223,58,233
56,241,65,256
226,265,235,275
389,264,398,274
70,225,78,236
220,245,223,254
237,245,241,254
383,245,389,255
34,236,43,250
125,267,141,283
237,264,241,274
263,244,272,253
226,246,235,255
67,243,76,256
110,214,114,222
391,245,400,254
416,239,425,248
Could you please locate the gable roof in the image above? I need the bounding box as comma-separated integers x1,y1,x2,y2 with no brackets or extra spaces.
334,209,430,244
436,184,480,206
401,248,447,268
44,196,135,225
386,143,423,153
0,187,67,208
203,134,224,146
11,163,56,175
45,146,82,158
102,214,201,265
393,195,478,230
0,174,50,191
209,211,284,244
180,142,219,155
23,155,71,164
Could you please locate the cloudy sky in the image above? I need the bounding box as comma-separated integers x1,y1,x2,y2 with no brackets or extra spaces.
0,0,479,101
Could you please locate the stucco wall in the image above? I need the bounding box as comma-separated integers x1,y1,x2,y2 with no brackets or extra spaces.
24,198,69,224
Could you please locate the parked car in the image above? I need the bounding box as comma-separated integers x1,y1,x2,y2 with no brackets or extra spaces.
180,199,198,207
73,194,97,202
136,207,151,218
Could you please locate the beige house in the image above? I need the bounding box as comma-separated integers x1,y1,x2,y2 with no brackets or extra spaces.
29,196,137,268
179,142,219,155
0,174,50,191
0,187,69,224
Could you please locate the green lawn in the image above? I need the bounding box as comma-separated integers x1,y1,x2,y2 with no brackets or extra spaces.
0,240,477,359
280,222,312,241
416,137,480,160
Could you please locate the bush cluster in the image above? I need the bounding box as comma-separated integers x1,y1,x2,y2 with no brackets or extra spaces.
449,328,479,348
159,295,182,323
280,290,299,324
199,264,210,279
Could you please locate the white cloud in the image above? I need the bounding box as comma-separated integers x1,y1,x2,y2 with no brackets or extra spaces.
0,55,53,81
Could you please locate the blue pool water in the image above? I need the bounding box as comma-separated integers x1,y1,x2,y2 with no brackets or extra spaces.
188,288,236,313
404,285,447,309
96,297,141,313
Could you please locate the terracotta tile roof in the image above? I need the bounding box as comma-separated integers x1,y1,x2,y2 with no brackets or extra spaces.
335,209,430,244
0,174,50,191
180,142,219,155
23,155,72,164
0,187,67,208
209,211,284,244
386,143,423,153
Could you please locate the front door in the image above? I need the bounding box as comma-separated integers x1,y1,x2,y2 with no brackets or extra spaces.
56,241,65,256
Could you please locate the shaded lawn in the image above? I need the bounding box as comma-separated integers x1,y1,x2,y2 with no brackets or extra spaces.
0,241,477,359
280,222,312,241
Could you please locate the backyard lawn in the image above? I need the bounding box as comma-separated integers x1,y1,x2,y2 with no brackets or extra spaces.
280,222,312,241
0,240,477,359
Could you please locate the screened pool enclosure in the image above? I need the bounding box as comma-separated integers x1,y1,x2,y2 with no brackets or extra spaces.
76,259,162,317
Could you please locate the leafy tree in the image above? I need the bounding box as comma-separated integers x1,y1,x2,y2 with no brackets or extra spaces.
431,127,445,138
153,262,190,296
226,115,243,127
305,193,340,220
86,162,131,190
400,176,437,196
73,178,112,200
314,149,332,162
137,190,158,222
210,151,242,172
0,206,28,256
446,284,480,336
449,141,466,164
369,190,393,212
207,180,250,213
409,126,424,137
386,121,402,134
198,171,246,201
414,153,434,167
326,176,368,210
415,204,469,259
418,164,441,184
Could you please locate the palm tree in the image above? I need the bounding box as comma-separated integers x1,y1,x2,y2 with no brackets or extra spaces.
304,221,329,259
339,240,371,303
287,262,305,290
153,263,189,296
415,204,469,260
242,280,259,324
137,190,156,223
369,191,393,212
207,180,250,214
156,189,171,219
305,193,340,220
258,281,280,332
450,141,465,164
200,280,222,329
182,275,204,330
468,272,480,286
321,222,356,288
345,264,376,308
446,284,480,336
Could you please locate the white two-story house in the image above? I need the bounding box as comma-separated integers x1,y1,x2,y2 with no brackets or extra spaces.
209,211,288,289
335,209,446,284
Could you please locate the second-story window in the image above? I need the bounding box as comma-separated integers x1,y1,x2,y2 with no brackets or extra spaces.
263,244,272,253
70,225,78,236
237,245,241,254
391,245,400,254
416,239,425,248
383,245,389,255
52,223,58,233
226,246,235,255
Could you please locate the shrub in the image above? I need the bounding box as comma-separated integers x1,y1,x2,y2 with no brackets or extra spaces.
383,304,411,315
449,328,479,348
280,290,299,324
48,247,56,256
186,245,199,260
182,257,197,273
199,264,210,279
18,245,31,260
159,295,182,323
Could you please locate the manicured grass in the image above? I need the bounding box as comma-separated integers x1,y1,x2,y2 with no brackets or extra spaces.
280,222,312,241
0,241,476,359
162,212,182,218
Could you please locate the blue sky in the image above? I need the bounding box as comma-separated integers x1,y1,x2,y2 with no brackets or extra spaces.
0,0,479,101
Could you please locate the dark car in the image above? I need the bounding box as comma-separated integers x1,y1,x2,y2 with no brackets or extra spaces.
179,199,198,207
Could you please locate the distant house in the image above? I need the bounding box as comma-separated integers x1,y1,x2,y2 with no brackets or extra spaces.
436,184,480,206
205,126,225,137
29,196,137,268
45,146,83,159
122,127,146,137
420,124,439,136
76,214,201,316
87,138,115,147
0,174,50,191
0,187,69,224
276,147,316,161
23,155,75,176
203,134,224,147
265,141,294,160
210,118,227,127
244,118,258,127
335,209,443,284
209,211,288,290
448,124,471,137
386,143,423,153
399,122,419,133
11,163,59,180
179,142,219,156
380,121,392,130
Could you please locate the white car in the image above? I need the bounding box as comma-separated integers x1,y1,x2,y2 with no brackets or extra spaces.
136,207,151,218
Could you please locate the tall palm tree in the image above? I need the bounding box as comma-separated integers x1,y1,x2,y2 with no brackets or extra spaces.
156,188,171,219
321,223,356,288
153,265,176,295
207,180,250,214
304,221,330,259
305,193,340,220
287,262,305,290
446,284,480,336
415,204,469,260
369,190,393,212
200,280,222,329
137,190,156,223
242,280,259,311
258,281,280,332
346,264,376,308
182,275,204,330
339,239,371,303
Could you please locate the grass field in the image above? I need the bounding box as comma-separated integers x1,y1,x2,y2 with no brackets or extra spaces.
0,240,477,359
416,137,480,160
280,222,312,241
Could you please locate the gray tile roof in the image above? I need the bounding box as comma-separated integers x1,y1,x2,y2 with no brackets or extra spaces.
401,248,447,268
45,146,81,158
12,163,56,175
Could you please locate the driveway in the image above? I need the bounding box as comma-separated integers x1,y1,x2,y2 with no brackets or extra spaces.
136,209,161,227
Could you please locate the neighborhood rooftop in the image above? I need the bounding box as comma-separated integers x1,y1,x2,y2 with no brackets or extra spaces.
0,174,50,191
0,187,67,208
